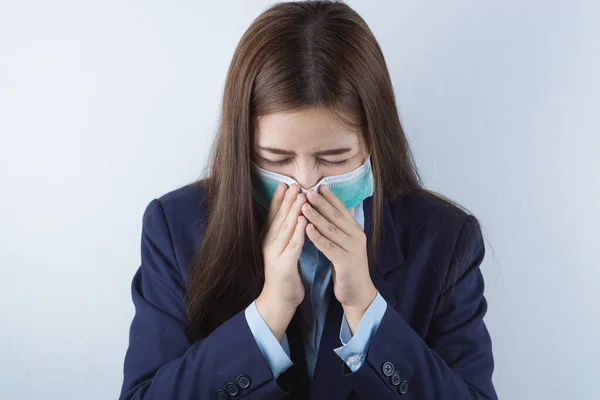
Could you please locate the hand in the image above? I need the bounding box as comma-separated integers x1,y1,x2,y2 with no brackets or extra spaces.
301,184,377,332
256,182,308,340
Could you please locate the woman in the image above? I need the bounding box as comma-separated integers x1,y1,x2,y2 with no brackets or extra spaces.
119,1,497,399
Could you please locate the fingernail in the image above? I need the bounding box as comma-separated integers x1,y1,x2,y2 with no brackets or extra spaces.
321,185,330,193
309,189,318,199
296,194,303,203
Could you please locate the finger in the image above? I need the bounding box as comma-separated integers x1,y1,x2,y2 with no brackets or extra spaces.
306,187,358,235
265,184,300,243
306,222,343,264
266,182,287,228
273,192,306,254
319,184,362,230
318,184,352,217
282,215,307,258
301,201,352,251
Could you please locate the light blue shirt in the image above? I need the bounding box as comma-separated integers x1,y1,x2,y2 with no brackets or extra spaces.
244,199,388,379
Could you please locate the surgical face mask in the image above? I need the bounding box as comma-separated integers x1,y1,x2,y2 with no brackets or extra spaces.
250,156,374,211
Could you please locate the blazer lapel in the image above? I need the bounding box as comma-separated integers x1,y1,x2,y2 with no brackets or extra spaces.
308,196,405,399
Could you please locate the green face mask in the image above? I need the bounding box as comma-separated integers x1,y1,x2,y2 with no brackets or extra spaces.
250,156,374,210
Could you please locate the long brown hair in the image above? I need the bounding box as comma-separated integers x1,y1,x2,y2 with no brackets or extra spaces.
184,0,468,342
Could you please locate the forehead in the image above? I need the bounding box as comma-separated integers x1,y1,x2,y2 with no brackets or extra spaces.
254,108,360,149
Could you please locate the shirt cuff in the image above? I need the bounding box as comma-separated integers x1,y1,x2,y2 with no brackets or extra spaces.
244,299,293,378
333,290,387,372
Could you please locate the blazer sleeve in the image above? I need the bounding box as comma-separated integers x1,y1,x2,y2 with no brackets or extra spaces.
339,214,498,399
119,199,291,400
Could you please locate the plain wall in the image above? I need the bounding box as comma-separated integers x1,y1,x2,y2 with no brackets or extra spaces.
1,1,598,398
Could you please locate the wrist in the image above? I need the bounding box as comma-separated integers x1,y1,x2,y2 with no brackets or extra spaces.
342,285,377,311
342,286,378,335
256,294,296,341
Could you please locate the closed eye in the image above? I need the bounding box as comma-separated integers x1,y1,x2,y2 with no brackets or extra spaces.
319,159,349,166
261,158,349,167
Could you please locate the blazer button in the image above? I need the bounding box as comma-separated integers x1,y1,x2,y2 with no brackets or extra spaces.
236,374,251,389
390,371,402,386
215,389,228,400
398,380,409,395
382,361,395,376
226,382,239,396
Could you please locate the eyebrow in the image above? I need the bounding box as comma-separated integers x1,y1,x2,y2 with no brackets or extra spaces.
257,146,353,156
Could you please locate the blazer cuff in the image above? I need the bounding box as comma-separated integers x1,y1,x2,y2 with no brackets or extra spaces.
244,299,293,378
333,290,387,371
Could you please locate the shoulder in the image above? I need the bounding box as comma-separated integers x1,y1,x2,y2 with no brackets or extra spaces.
140,180,209,279
389,189,472,229
156,180,207,222
142,180,207,231
387,189,484,262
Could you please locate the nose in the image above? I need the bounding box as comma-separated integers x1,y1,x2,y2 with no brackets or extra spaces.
293,166,321,190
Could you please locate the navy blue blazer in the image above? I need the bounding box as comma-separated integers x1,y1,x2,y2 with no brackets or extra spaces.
119,181,497,399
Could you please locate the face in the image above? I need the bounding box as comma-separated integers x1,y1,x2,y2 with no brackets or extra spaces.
252,107,369,189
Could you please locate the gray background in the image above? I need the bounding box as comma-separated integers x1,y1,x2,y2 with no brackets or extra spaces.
1,1,598,399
